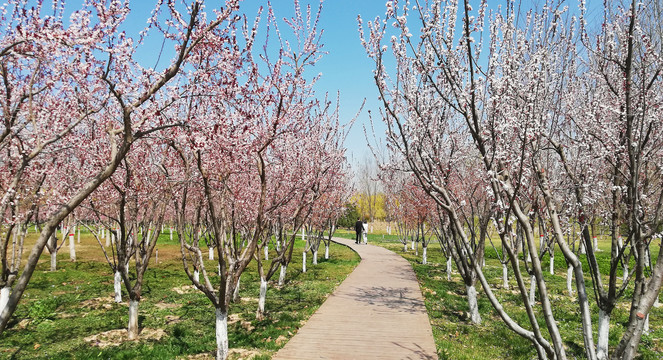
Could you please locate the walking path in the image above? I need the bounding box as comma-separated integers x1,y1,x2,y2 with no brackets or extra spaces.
272,236,438,360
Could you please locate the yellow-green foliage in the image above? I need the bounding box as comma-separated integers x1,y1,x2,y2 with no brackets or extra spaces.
350,192,386,221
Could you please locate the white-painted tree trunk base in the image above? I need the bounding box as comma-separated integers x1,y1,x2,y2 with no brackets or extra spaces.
51,251,57,272
69,234,76,261
623,264,629,283
596,309,610,360
446,258,452,281
502,264,509,289
313,250,318,265
580,241,586,254
216,308,228,360
279,264,286,286
194,270,199,284
644,314,650,335
403,243,408,252
411,240,415,250
529,275,536,306
169,228,173,242
156,249,159,264
422,247,427,265
264,245,268,261
593,237,598,251
276,240,280,252
128,300,139,340
77,228,81,244
233,277,240,302
549,256,554,275
105,232,110,247
0,286,9,314
114,271,122,303
257,278,267,319
567,266,574,296
302,252,307,273
325,244,329,260
467,285,481,324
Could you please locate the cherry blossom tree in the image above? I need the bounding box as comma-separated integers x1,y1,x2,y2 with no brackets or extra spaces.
362,0,662,359
165,2,327,358
0,0,243,334
82,139,170,339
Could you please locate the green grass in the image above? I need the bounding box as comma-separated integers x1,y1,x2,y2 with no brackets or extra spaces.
335,229,663,359
0,237,359,359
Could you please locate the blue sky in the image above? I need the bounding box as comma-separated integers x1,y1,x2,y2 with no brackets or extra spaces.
112,0,386,165
59,0,607,170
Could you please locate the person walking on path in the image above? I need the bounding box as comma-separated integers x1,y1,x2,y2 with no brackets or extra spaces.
355,218,363,244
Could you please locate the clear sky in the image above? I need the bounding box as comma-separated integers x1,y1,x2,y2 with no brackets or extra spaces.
60,0,607,171
238,0,387,166
106,0,386,167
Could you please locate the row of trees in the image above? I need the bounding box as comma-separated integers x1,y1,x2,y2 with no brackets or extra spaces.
364,0,662,359
0,1,352,359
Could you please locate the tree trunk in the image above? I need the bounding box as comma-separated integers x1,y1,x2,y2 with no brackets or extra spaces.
529,275,536,306
597,309,610,360
467,284,481,324
302,251,307,273
502,264,509,289
232,276,240,303
549,255,554,275
325,244,329,259
0,286,9,314
567,265,574,296
69,233,76,262
106,230,110,247
128,299,139,340
279,264,286,286
623,263,629,283
50,250,57,272
209,247,214,260
194,270,200,283
264,245,268,261
114,271,122,303
257,277,267,320
216,308,228,360
77,227,81,244
643,314,649,335
580,240,586,254
403,243,407,252
169,227,173,242
447,257,452,281
313,250,318,265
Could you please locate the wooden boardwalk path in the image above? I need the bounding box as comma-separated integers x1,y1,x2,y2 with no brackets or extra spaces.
272,236,438,360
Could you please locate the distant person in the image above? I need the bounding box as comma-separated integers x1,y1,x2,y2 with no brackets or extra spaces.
355,218,363,244
362,221,368,244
